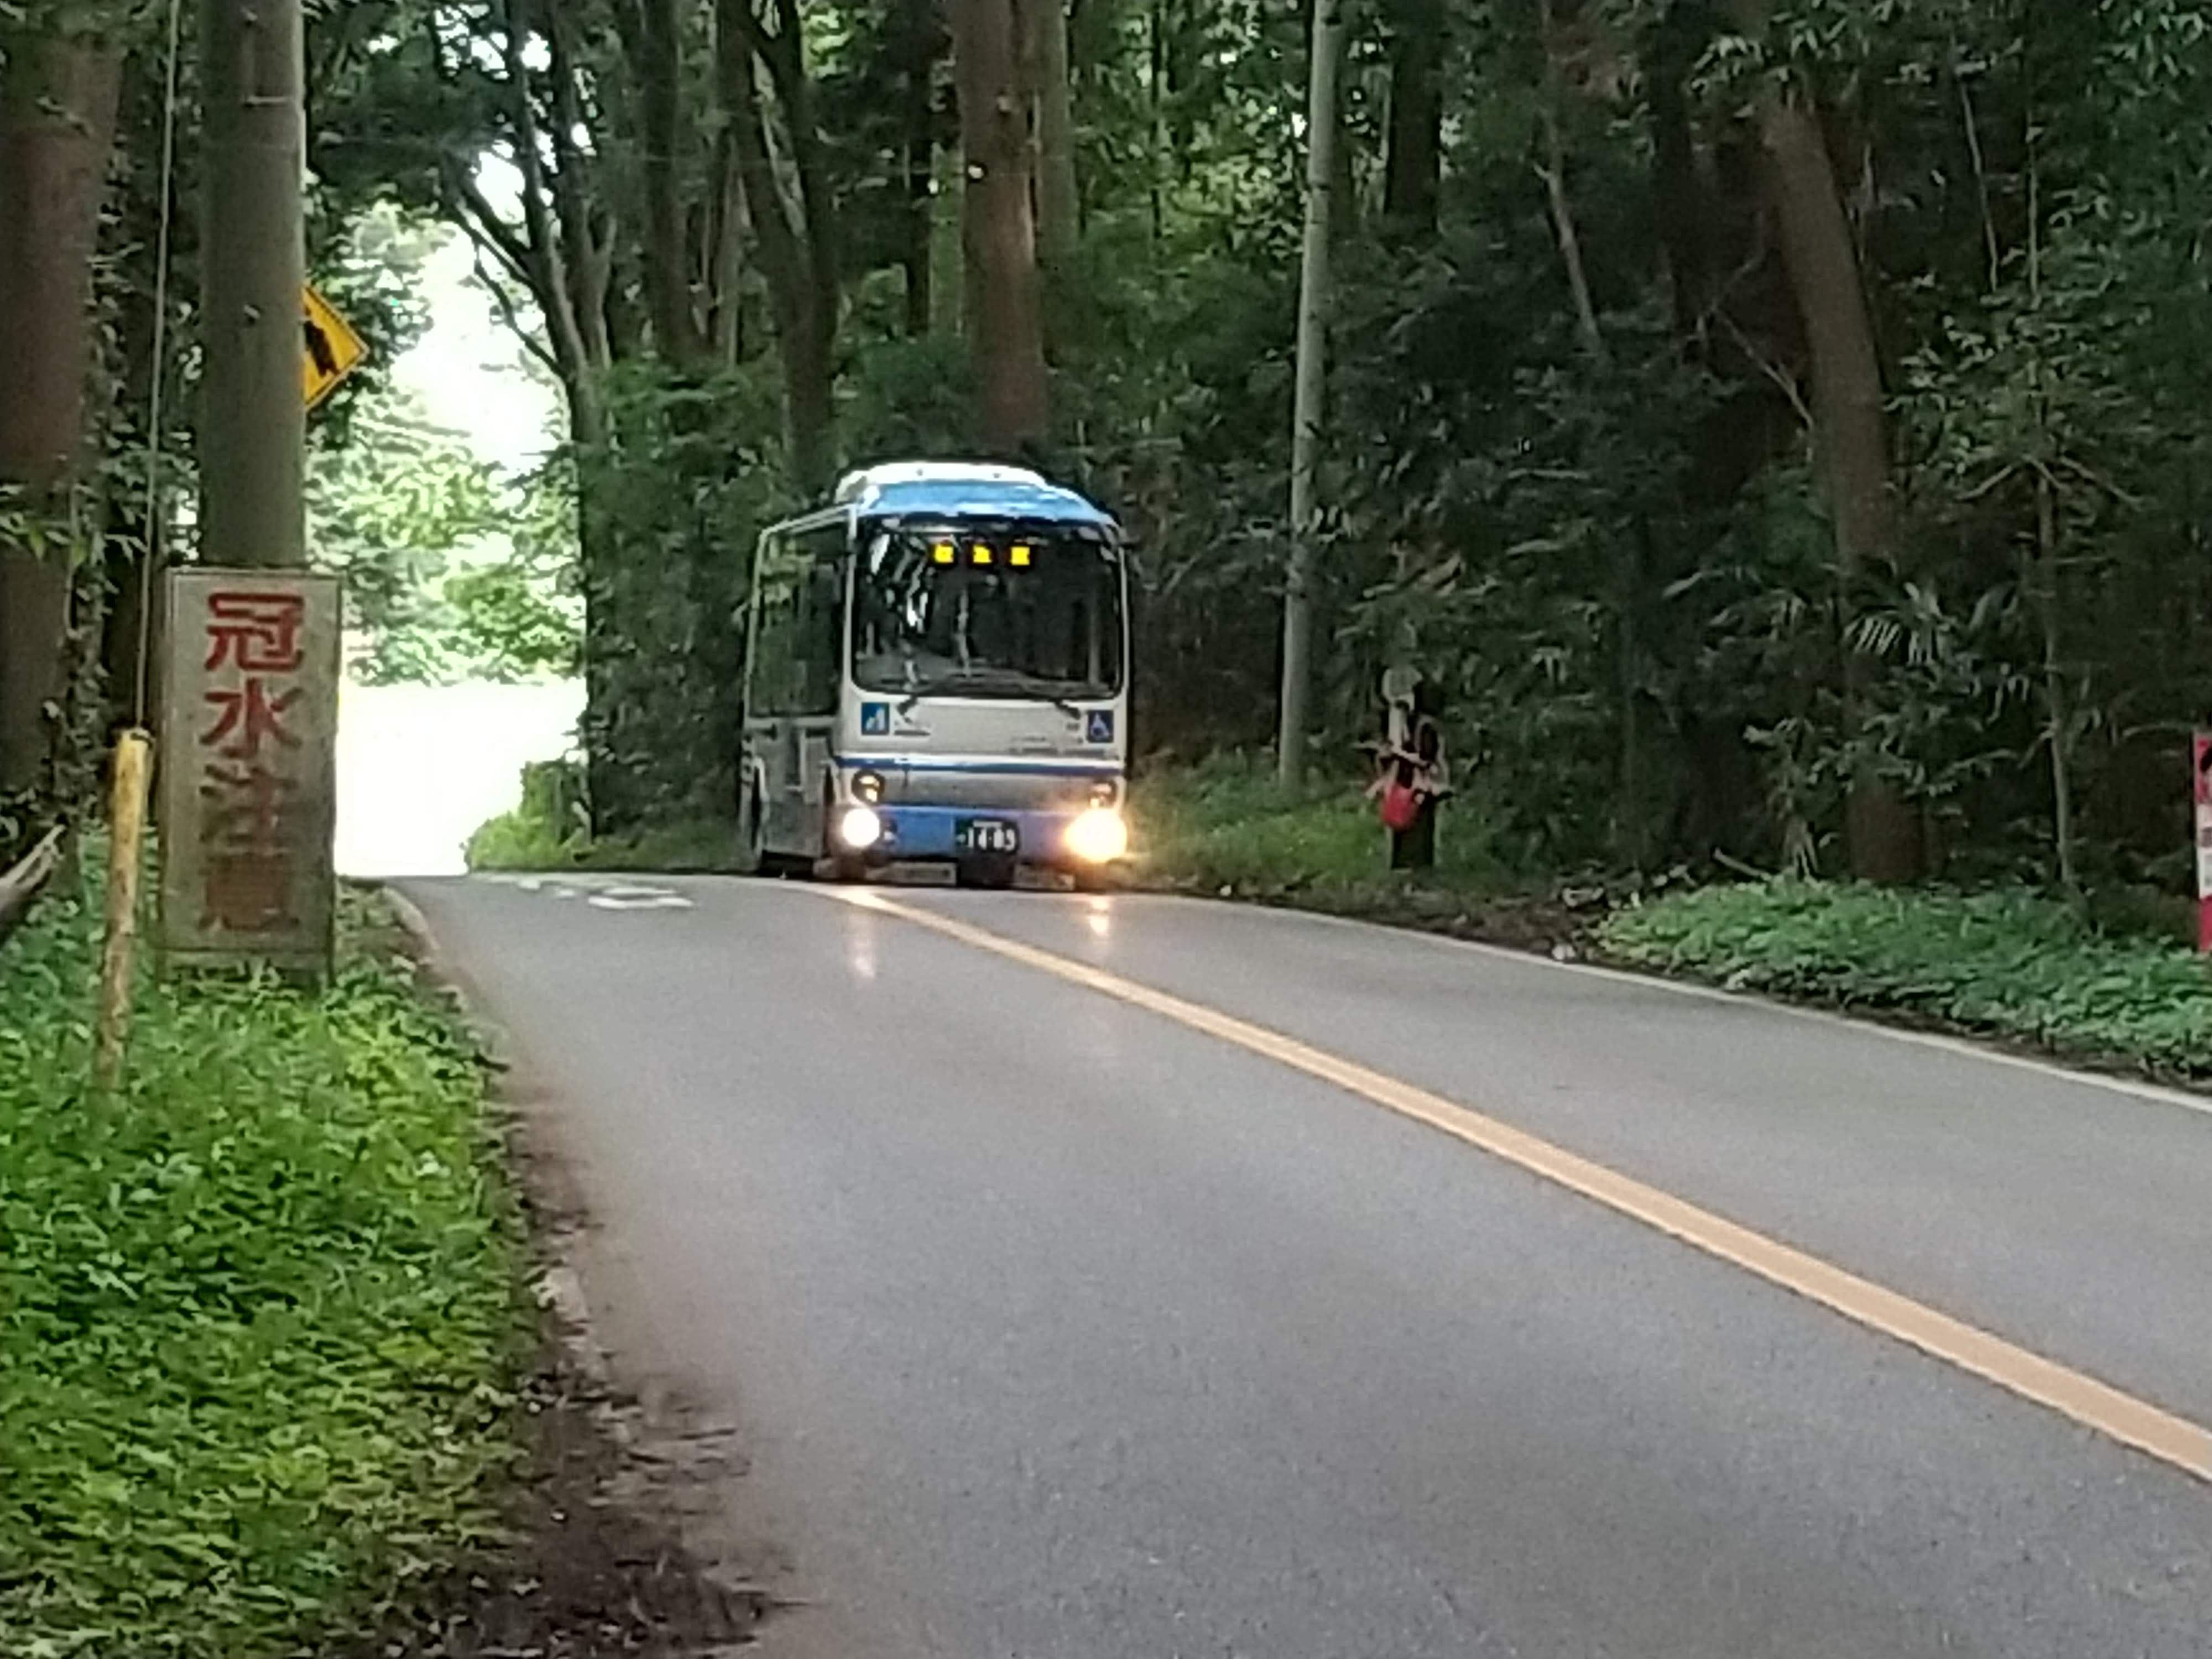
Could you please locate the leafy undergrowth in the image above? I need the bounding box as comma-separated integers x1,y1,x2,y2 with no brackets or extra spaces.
466,759,735,874
1118,756,1608,948
1601,880,2212,1079
0,863,527,1657
465,810,737,875
1128,753,1505,896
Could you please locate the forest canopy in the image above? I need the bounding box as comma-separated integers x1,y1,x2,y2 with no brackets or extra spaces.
4,0,2210,895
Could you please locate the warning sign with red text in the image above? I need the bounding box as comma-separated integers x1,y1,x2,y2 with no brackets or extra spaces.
159,569,341,975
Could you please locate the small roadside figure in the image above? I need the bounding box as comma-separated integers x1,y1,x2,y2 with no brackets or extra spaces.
1368,676,1449,871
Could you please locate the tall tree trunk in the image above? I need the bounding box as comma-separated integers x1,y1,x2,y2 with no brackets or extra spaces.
780,1,841,490
900,0,941,335
1728,0,1917,883
709,146,748,364
953,0,1050,452
782,302,834,491
101,504,164,738
1646,4,1709,343
714,0,836,491
1382,0,1442,232
2034,468,2078,898
572,400,628,830
1537,1,1607,373
1146,0,1165,243
1536,0,1647,863
1022,0,1080,267
0,32,121,800
2024,109,2078,899
631,0,708,367
545,4,615,377
498,0,599,431
1329,88,1357,247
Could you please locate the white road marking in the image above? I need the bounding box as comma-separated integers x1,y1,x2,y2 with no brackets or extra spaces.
474,872,694,911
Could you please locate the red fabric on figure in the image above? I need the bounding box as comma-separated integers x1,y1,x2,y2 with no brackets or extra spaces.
1380,779,1421,832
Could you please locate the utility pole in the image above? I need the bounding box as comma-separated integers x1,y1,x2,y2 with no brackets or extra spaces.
1277,0,1344,790
163,0,338,985
200,0,305,571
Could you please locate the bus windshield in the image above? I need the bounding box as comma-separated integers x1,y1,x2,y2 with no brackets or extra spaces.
852,523,1125,700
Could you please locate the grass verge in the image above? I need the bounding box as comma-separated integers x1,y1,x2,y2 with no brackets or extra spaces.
1136,761,2212,1083
1600,880,2212,1080
1128,753,1505,896
1121,755,1604,948
0,860,527,1658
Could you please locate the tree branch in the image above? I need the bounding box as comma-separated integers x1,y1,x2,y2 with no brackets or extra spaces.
500,0,593,384
716,0,805,297
544,2,614,369
468,243,561,376
1952,39,2002,293
442,160,536,290
1715,309,1814,430
718,0,787,100
1535,0,1610,375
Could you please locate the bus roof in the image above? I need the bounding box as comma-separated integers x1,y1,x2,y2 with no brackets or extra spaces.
833,461,1117,530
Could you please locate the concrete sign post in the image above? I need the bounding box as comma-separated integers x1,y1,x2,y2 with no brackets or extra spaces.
2196,732,2212,954
158,568,341,977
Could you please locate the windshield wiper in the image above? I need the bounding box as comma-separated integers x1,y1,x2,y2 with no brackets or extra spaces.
1013,677,1113,718
896,674,968,714
896,670,1090,717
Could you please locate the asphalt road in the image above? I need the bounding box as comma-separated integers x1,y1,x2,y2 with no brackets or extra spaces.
403,873,2212,1658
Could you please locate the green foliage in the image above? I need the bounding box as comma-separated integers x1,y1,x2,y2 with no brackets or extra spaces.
461,807,580,874
1601,880,2212,1078
45,0,2212,900
445,555,581,682
309,388,580,686
463,756,734,874
1131,754,1504,896
573,363,789,830
0,865,526,1658
462,757,589,869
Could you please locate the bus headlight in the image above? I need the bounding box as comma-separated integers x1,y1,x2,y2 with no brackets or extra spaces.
1065,806,1129,864
1089,779,1120,808
853,770,886,804
837,805,884,851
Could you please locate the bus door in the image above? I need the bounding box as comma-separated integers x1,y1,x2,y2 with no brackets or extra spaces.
747,520,850,855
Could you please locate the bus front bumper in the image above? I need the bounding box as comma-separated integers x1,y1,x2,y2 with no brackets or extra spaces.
860,804,1127,868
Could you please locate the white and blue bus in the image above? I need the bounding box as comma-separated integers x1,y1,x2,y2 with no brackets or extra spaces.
737,462,1131,886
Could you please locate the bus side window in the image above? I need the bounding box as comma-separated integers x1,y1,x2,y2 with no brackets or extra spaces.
752,536,802,716
791,522,848,716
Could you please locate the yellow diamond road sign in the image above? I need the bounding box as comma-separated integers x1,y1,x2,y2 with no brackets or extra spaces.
302,284,367,411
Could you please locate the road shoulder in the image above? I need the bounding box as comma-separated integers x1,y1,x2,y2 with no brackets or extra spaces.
375,880,784,1656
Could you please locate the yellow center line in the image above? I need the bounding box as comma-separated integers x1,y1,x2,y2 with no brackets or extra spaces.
819,884,2212,1485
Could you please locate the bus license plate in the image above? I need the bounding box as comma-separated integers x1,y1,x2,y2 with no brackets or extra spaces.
956,818,1019,856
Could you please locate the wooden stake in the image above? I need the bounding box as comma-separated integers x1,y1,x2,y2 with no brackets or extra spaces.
95,730,153,1087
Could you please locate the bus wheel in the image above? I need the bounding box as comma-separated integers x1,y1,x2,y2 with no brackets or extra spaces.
745,782,806,878
735,779,766,875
